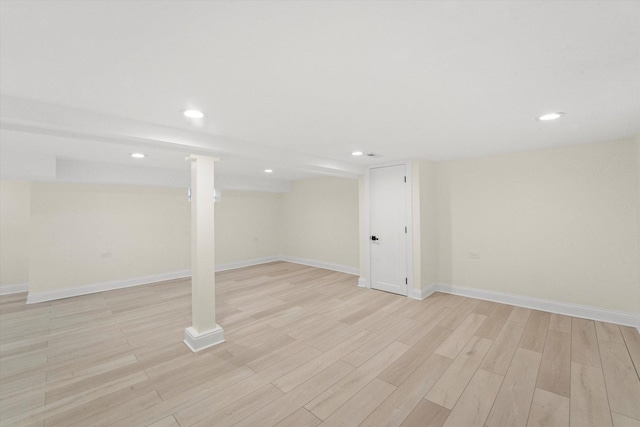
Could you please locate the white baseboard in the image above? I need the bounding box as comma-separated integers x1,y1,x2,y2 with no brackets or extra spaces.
23,255,360,304
435,283,640,333
358,277,369,288
215,256,280,272
410,284,437,301
26,270,191,304
0,282,29,296
184,325,225,352
279,255,359,276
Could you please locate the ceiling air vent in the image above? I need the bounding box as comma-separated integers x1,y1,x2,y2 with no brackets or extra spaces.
365,153,381,157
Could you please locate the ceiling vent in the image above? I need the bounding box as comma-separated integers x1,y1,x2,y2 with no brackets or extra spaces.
365,153,381,157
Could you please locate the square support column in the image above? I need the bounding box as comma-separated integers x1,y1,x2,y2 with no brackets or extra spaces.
184,154,224,352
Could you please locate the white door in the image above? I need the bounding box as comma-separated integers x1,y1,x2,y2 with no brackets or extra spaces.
370,164,408,296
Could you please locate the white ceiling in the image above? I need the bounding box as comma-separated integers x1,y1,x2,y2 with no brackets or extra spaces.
1,1,639,189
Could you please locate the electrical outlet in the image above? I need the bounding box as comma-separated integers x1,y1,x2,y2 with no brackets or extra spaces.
101,252,111,259
468,252,480,259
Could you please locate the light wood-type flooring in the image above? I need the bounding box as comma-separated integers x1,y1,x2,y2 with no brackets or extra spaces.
1,261,640,426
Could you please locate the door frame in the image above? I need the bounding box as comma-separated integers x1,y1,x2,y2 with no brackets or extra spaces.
362,160,414,297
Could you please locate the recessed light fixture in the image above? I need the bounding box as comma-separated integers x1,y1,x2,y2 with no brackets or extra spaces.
183,109,204,119
537,112,564,121
264,169,273,173
351,151,363,156
130,153,145,159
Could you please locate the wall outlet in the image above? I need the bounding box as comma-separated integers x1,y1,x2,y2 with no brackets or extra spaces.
468,252,480,259
101,252,111,259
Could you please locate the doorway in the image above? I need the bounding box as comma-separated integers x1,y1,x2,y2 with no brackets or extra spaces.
369,163,410,296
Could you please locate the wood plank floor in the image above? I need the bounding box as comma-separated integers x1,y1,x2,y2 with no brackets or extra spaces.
1,261,639,427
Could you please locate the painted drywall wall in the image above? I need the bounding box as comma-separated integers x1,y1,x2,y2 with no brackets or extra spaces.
281,177,359,271
0,181,30,286
411,161,422,292
419,160,438,290
215,190,282,266
358,176,366,280
436,138,640,313
636,133,640,313
29,183,191,293
23,178,356,295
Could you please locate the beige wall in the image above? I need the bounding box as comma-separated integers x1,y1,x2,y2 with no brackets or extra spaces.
281,177,359,270
12,138,636,314
29,183,191,293
215,190,281,265
419,160,438,289
27,186,285,292
1,178,359,295
0,181,30,286
636,133,640,313
436,139,640,313
411,161,421,291
358,176,366,279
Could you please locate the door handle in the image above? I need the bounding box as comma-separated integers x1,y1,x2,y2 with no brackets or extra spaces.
371,236,379,241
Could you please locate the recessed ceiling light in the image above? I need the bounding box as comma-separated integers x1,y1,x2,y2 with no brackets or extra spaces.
264,169,273,173
131,153,145,159
183,109,204,119
537,112,564,121
352,151,363,156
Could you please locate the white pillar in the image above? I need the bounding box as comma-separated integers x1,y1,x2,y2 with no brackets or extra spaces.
183,154,224,352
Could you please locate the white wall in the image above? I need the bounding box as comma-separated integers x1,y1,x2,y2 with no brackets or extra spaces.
215,190,281,266
29,183,191,293
436,138,640,313
281,177,359,271
0,181,30,287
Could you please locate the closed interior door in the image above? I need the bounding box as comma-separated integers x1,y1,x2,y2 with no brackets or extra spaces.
370,164,407,296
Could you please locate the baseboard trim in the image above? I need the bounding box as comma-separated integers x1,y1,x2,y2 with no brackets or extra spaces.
279,256,359,276
215,256,280,272
23,255,360,304
357,277,369,288
0,282,29,296
410,284,437,301
184,325,225,352
435,283,640,332
26,270,191,304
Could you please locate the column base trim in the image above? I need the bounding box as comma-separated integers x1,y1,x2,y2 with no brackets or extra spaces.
183,325,225,353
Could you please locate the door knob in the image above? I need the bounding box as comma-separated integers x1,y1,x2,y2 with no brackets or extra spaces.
371,236,379,241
